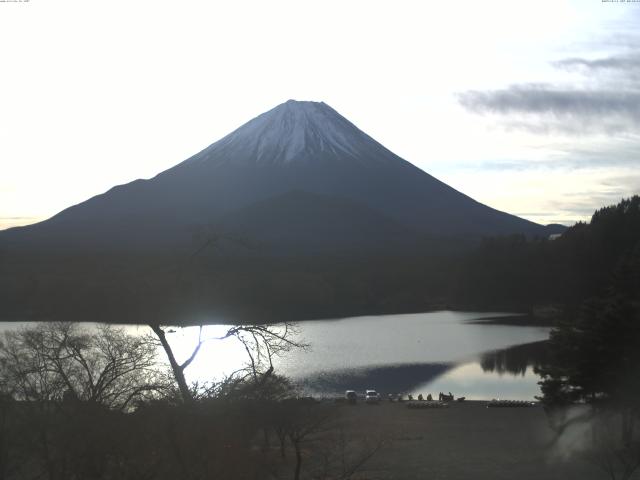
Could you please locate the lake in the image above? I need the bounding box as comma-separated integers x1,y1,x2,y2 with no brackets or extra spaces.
142,310,550,400
0,311,551,400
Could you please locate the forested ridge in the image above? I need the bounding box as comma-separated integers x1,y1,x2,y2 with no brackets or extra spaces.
0,197,637,324
530,197,640,479
454,195,640,316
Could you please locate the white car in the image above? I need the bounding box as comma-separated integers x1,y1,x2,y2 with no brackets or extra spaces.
365,389,380,404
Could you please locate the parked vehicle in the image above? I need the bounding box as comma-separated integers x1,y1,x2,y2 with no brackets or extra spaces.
365,389,380,404
345,390,358,404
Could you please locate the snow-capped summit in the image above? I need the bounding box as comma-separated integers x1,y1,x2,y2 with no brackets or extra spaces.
185,100,399,166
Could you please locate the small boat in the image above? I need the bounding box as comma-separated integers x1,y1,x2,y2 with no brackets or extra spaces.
406,400,448,409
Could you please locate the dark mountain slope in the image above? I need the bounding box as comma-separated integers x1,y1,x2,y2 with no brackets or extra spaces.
1,100,554,254
214,189,424,255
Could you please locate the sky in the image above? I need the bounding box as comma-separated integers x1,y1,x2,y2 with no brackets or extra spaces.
1,0,639,230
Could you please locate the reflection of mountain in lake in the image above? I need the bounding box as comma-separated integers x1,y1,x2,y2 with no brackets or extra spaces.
480,341,549,376
298,363,453,395
296,341,551,396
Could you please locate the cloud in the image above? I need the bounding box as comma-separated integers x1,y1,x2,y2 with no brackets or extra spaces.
552,54,640,72
547,174,640,220
457,30,640,135
457,85,640,134
472,139,640,171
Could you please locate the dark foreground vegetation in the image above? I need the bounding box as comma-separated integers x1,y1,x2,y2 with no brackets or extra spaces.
0,390,387,480
0,322,385,480
0,321,630,480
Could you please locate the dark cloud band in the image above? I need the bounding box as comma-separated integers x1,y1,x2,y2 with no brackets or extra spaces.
553,54,640,72
458,86,640,123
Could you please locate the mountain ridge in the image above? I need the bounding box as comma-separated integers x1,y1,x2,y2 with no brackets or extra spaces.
0,100,562,254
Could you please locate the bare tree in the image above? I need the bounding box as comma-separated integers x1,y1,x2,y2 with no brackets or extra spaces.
586,411,640,480
227,323,306,381
149,324,203,404
0,322,168,410
312,427,386,480
150,322,307,403
0,322,171,480
283,400,334,480
274,402,386,480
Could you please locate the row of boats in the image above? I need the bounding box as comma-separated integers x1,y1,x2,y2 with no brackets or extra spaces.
404,399,539,409
486,399,538,408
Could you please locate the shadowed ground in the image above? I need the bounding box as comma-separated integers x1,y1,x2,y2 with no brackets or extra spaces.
332,400,601,480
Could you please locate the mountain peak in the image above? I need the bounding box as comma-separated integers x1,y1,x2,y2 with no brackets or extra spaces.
264,99,337,124
185,100,400,167
283,98,326,107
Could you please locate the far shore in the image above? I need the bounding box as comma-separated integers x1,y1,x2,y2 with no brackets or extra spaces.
465,314,556,326
0,307,553,328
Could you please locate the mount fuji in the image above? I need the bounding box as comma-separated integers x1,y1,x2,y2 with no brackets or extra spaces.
0,100,560,255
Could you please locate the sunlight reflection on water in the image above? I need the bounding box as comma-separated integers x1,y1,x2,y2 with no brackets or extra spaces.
0,311,551,399
147,311,550,399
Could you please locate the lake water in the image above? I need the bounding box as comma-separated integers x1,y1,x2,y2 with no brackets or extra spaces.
0,311,551,400
272,311,550,400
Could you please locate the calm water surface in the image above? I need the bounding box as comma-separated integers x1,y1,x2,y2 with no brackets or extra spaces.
0,311,551,400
